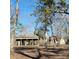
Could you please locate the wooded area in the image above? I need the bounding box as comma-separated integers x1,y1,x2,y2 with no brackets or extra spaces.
10,0,69,59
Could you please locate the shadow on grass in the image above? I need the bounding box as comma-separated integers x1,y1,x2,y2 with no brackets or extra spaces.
15,49,41,59
47,48,68,54
14,47,69,59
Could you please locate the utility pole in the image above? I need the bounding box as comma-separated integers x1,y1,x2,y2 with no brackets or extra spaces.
13,0,19,47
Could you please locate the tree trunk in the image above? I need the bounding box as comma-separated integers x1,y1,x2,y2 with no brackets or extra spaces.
13,0,19,47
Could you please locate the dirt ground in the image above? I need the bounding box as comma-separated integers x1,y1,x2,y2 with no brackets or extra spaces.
11,52,68,59
11,53,31,59
11,47,69,59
